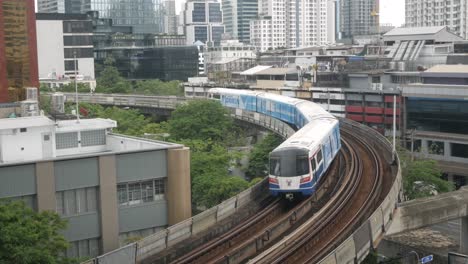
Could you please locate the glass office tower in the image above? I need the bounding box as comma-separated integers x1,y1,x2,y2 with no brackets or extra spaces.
38,0,164,34
0,0,39,102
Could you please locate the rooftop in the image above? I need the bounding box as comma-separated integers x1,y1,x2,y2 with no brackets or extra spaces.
0,116,55,130
384,26,446,36
425,64,468,73
255,67,298,76
0,116,183,166
240,65,273,76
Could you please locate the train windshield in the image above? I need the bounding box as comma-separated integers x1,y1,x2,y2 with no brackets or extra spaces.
269,149,309,177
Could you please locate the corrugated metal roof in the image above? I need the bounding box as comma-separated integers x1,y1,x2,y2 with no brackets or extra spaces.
384,26,446,36
240,65,273,75
255,67,298,75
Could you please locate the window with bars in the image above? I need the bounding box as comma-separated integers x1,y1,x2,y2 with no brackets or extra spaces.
117,179,166,206
56,187,98,216
56,132,79,149
81,129,106,147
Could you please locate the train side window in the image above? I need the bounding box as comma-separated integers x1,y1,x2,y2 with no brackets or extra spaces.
316,149,323,163
310,158,317,172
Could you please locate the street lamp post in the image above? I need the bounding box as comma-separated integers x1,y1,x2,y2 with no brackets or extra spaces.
74,51,80,123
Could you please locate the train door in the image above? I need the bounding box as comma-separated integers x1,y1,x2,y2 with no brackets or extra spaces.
309,157,317,184
315,148,324,179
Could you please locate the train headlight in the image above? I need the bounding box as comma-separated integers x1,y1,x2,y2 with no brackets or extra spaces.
269,177,279,184
300,176,311,184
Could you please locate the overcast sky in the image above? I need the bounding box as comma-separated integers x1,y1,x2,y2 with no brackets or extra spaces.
35,0,406,27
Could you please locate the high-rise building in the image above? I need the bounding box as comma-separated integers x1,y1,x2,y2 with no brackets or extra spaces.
37,0,164,34
250,0,336,51
163,0,178,35
0,0,39,103
405,0,468,39
182,0,225,47
222,0,258,43
339,0,379,42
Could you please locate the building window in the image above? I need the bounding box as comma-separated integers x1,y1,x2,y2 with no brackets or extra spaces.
81,130,106,147
20,128,27,133
56,132,79,149
1,195,37,210
117,179,166,206
66,237,100,258
56,187,98,216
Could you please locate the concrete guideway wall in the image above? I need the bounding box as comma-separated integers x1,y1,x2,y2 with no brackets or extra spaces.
318,118,402,264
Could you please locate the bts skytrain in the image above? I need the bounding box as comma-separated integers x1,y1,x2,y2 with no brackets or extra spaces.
208,88,341,199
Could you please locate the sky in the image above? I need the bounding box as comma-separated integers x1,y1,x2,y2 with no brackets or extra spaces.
35,0,406,27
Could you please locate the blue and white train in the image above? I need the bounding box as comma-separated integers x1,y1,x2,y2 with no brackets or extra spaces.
208,88,341,199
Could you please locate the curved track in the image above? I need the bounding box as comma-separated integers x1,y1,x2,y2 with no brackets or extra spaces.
145,126,392,264
250,128,387,263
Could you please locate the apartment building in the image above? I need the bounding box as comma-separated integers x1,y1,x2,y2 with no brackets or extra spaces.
250,0,336,52
406,0,468,39
183,0,225,46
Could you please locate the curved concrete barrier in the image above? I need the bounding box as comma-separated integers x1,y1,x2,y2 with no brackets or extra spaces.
318,118,402,264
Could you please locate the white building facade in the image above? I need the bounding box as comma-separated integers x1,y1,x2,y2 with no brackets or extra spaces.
405,0,468,39
250,0,336,52
36,13,95,81
183,0,226,47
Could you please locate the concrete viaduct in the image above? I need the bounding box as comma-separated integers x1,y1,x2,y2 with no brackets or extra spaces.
61,92,468,260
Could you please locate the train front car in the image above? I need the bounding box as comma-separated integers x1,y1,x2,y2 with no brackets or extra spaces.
268,145,315,200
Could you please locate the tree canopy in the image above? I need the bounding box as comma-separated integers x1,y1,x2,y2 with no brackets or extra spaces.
0,200,74,264
168,99,233,142
246,134,283,179
398,146,454,200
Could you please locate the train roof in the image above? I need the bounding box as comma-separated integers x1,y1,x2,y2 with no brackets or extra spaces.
258,93,304,105
275,117,338,153
296,101,335,122
208,88,263,96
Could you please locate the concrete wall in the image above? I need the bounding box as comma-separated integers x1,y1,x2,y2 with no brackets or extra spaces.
167,147,191,225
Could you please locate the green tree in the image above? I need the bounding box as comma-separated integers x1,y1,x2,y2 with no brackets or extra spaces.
192,174,249,208
168,100,233,142
398,146,454,200
95,57,132,94
246,134,283,179
134,80,183,96
0,200,75,264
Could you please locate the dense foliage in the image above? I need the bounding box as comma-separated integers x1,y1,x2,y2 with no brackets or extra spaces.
168,99,233,142
398,146,454,200
245,134,283,180
0,200,75,264
167,100,252,210
68,100,254,210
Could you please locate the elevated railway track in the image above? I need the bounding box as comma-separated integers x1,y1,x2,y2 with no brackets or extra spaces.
61,93,401,264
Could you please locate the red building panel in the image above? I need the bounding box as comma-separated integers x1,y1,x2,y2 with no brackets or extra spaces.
365,107,384,114
26,0,39,92
347,114,364,122
346,105,364,113
384,96,402,103
384,118,400,125
365,115,384,123
384,108,401,116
